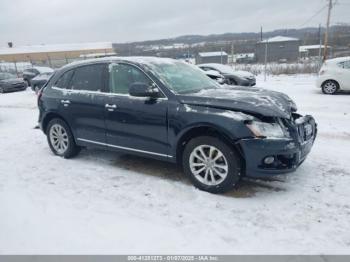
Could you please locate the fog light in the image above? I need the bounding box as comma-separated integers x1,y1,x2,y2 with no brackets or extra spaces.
264,156,275,165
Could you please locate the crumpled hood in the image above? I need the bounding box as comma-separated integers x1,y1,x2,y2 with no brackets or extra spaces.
177,86,296,119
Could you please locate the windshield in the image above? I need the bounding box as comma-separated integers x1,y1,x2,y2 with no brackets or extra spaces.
148,61,219,94
0,73,16,80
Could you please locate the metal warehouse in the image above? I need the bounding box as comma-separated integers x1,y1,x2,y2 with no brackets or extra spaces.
255,36,300,63
196,51,228,64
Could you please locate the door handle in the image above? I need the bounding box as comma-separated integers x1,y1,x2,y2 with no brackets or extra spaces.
61,100,71,107
105,104,117,111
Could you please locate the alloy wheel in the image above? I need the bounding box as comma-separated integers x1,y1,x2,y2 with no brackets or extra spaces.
323,81,337,94
189,145,228,186
49,124,69,154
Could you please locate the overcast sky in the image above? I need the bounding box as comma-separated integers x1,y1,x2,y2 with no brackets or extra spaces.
0,0,349,47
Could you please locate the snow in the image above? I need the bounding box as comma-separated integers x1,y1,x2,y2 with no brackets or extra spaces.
1,74,350,254
32,66,54,74
299,45,328,52
198,63,254,78
0,42,113,55
198,51,228,57
260,36,299,43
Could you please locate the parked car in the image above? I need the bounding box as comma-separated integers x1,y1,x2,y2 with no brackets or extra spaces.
203,70,225,84
317,57,350,94
23,66,54,87
31,72,53,93
198,63,256,86
38,57,317,193
0,72,27,93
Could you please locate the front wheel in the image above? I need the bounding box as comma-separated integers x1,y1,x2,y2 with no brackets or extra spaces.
46,118,81,158
182,136,241,194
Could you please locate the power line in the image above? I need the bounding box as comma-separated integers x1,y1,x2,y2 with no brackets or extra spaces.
299,4,328,27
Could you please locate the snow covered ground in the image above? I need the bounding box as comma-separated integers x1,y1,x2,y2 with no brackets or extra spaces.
0,74,350,254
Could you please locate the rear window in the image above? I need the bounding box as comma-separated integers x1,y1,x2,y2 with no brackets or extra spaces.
69,64,105,92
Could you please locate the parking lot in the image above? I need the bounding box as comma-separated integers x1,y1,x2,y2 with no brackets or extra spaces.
1,74,350,254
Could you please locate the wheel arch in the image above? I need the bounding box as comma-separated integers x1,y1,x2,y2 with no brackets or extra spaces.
322,79,340,89
175,124,244,167
42,112,71,135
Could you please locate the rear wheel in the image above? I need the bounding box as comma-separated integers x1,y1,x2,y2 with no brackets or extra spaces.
46,118,81,158
322,80,339,94
182,136,241,194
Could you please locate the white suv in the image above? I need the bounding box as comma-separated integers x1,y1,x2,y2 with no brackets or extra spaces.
317,57,350,94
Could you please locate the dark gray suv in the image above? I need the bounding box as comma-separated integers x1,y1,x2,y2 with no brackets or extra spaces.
38,57,317,193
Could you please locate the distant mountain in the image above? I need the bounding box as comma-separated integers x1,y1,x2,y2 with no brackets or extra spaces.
113,25,350,57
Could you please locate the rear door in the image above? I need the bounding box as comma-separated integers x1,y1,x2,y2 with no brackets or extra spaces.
57,63,108,145
104,63,170,158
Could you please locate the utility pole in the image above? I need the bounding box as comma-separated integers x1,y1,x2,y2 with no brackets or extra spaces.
318,24,322,68
264,39,268,82
220,47,223,64
231,42,234,66
323,0,333,61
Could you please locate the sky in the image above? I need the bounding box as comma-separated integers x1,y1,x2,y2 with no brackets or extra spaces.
0,0,349,47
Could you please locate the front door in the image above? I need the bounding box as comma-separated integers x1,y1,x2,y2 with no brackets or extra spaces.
105,63,170,158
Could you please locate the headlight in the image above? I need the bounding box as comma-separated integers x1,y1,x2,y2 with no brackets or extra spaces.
246,121,289,139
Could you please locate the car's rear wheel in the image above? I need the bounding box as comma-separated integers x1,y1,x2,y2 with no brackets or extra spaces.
46,118,81,158
182,136,241,194
322,80,339,94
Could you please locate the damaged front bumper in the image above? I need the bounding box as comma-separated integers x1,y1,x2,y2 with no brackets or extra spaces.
236,115,317,178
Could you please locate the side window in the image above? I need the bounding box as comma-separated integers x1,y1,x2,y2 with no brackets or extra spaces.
55,70,74,89
109,63,151,94
343,61,350,69
69,64,105,92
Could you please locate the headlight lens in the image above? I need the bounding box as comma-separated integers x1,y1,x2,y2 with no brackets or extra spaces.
246,121,288,139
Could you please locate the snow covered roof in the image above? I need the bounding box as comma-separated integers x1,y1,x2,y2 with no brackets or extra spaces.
33,66,54,73
299,45,330,52
0,42,113,55
198,51,228,57
260,36,299,43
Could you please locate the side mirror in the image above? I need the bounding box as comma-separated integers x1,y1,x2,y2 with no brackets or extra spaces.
129,82,160,98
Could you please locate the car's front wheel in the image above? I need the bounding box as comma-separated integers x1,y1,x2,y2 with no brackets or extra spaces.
182,136,241,193
46,118,81,158
322,80,339,94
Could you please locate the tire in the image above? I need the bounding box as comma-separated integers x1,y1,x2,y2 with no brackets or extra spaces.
46,118,81,158
228,78,238,85
25,79,31,87
322,80,339,95
182,136,241,194
34,85,40,94
0,87,4,93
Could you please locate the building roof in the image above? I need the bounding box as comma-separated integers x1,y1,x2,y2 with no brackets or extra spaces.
259,36,299,43
198,51,228,57
0,42,113,56
299,45,330,52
